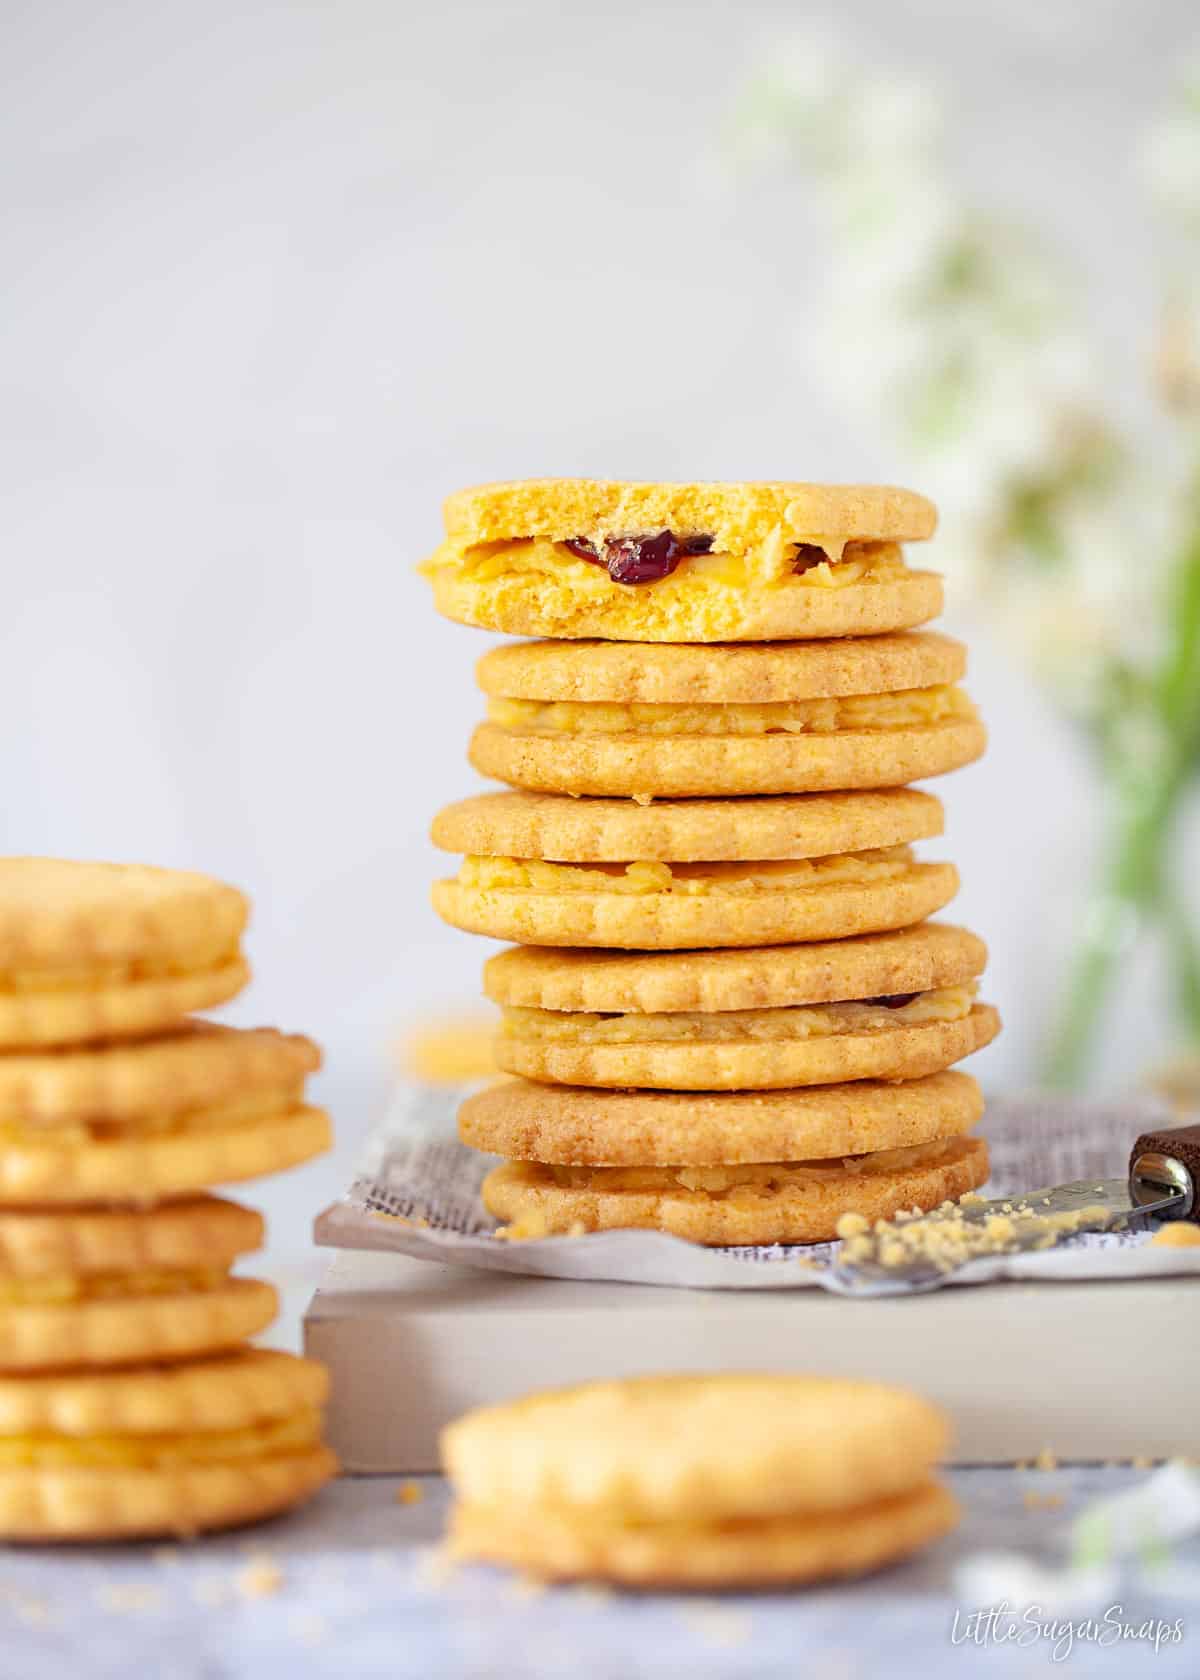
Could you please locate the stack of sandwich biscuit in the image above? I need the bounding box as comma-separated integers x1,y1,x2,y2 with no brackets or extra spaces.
0,858,337,1541
423,478,1000,1245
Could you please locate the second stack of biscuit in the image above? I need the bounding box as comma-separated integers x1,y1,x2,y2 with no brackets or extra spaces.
424,478,1000,1245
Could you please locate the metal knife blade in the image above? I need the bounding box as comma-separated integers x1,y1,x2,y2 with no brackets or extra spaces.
830,1174,1187,1297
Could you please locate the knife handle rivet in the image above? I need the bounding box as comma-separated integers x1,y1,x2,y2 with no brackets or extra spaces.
1130,1151,1195,1219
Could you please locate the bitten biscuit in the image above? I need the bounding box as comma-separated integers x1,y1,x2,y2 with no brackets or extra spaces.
443,1371,959,1587
422,479,941,642
0,858,249,1048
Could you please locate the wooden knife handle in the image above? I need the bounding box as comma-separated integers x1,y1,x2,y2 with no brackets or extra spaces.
1130,1122,1200,1224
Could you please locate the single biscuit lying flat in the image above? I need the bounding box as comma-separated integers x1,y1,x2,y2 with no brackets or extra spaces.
0,1349,336,1540
488,923,999,1089
472,633,985,799
0,1024,330,1205
460,1068,984,1165
422,478,941,642
442,1372,958,1587
0,1197,274,1371
483,1135,990,1245
0,858,250,1048
432,789,955,950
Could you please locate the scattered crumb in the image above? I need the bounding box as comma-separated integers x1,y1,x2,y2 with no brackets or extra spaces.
96,1583,163,1615
1014,1459,1030,1471
837,1192,1113,1274
396,1480,425,1506
495,1211,550,1242
1034,1447,1058,1472
1131,1455,1157,1470
1023,1490,1066,1511
236,1555,285,1599
150,1545,180,1568
1150,1223,1200,1248
678,1604,753,1647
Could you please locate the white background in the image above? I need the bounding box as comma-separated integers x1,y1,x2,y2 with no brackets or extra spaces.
3,0,1197,1262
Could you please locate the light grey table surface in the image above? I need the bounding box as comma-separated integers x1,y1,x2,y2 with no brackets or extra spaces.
4,1467,1197,1679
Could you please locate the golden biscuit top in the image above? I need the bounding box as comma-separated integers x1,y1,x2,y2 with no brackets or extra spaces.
0,858,248,971
0,1348,328,1437
477,632,965,705
442,1371,950,1521
443,479,937,551
0,1022,321,1125
484,923,987,1014
431,788,943,864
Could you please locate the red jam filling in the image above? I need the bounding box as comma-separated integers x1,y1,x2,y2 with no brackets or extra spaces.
563,531,714,586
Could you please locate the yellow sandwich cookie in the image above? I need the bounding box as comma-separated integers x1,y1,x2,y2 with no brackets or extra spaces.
0,1349,336,1539
0,1198,273,1371
496,995,1000,1091
471,633,984,799
484,1136,989,1245
0,857,249,1048
0,1024,330,1205
488,922,997,1088
460,1068,984,1166
443,1372,958,1586
485,923,987,1013
423,478,941,642
433,790,956,950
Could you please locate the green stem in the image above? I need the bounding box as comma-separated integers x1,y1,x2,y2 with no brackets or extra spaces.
1041,484,1200,1088
1162,873,1200,1044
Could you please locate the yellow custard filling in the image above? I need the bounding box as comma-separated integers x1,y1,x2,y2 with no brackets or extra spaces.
0,1409,321,1469
540,1138,966,1197
1,1085,303,1145
0,945,243,994
424,536,909,594
501,985,976,1046
488,687,975,738
460,848,913,898
0,1267,232,1307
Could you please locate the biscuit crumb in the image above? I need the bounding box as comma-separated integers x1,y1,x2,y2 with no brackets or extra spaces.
151,1545,180,1568
396,1480,425,1506
1131,1454,1156,1469
236,1555,284,1599
1023,1490,1065,1511
835,1212,869,1239
1150,1223,1200,1248
1034,1446,1058,1471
